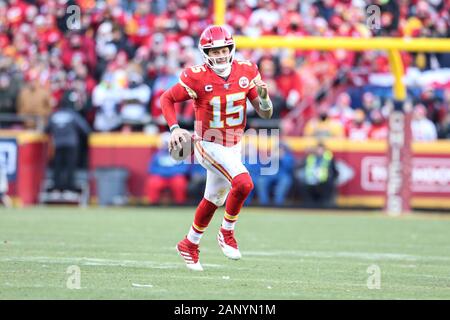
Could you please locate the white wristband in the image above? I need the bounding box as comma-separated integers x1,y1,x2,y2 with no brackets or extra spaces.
259,98,273,111
170,124,180,133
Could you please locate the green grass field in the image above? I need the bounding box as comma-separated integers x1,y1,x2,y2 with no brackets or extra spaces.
1,206,450,299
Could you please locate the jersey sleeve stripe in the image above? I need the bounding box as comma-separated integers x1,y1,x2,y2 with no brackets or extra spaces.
179,79,198,99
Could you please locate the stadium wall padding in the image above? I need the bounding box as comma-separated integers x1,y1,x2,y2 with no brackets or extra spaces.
1,131,449,209
0,131,48,206
89,133,450,210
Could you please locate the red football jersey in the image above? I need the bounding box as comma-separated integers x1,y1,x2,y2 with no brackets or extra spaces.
179,60,260,146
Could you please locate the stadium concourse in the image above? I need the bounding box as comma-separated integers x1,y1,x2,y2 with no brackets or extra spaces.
0,0,449,208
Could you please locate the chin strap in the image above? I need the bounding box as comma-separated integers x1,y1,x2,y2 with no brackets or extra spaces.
213,65,232,78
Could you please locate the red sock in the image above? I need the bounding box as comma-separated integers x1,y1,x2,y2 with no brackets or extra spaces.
187,198,218,244
193,198,218,231
224,173,254,223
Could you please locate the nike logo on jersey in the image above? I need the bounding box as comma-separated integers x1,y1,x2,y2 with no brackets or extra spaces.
205,85,213,92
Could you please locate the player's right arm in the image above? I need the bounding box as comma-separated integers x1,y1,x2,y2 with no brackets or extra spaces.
160,66,202,151
160,83,192,151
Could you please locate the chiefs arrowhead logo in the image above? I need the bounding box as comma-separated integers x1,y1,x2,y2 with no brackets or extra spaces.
239,77,249,89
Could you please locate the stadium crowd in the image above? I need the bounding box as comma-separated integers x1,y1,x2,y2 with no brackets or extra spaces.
0,0,449,206
0,0,449,136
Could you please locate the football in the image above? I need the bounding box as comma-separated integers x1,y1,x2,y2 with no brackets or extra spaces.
169,131,194,161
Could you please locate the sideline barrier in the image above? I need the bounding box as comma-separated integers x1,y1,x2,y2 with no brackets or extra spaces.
0,130,48,206
89,133,450,210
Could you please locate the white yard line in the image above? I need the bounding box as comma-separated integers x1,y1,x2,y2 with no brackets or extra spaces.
0,256,222,269
242,250,450,262
1,249,450,271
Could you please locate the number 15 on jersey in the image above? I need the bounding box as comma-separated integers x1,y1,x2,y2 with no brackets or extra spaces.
209,92,246,129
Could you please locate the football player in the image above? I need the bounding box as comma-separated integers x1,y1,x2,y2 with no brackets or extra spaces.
160,25,273,271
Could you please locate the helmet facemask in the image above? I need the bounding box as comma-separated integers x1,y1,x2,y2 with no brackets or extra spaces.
201,45,235,76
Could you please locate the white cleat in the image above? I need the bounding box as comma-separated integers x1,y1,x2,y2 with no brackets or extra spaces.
176,238,203,271
217,228,242,260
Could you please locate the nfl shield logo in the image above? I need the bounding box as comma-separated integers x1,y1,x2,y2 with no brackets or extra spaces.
224,83,230,90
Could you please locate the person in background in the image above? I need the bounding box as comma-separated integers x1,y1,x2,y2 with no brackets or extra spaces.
0,72,19,120
275,56,303,111
361,92,381,118
145,133,189,205
120,72,152,131
437,111,450,139
329,92,354,125
296,141,339,208
0,56,22,123
345,109,371,140
188,163,207,204
45,90,91,195
242,142,261,206
255,142,294,206
0,160,12,207
92,72,123,132
418,86,443,125
411,103,438,141
368,109,388,140
303,104,344,138
16,70,52,130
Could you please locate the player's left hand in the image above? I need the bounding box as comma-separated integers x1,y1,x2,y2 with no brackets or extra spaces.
254,79,268,100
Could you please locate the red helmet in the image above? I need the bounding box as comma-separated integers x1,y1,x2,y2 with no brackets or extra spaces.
198,25,235,74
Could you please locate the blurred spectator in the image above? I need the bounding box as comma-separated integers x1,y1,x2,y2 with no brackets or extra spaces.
345,109,371,140
368,109,388,140
188,163,207,203
361,92,381,118
417,86,444,125
61,32,96,72
247,0,281,36
296,141,339,208
243,142,261,205
315,0,336,22
437,111,450,139
411,103,438,141
145,133,189,205
265,79,288,119
111,23,136,59
45,90,91,193
16,70,52,129
92,72,123,132
329,92,354,125
374,0,400,36
0,72,19,116
0,160,11,207
255,143,294,206
303,104,345,138
0,0,448,142
125,1,155,47
150,64,179,128
275,56,303,111
120,72,152,131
